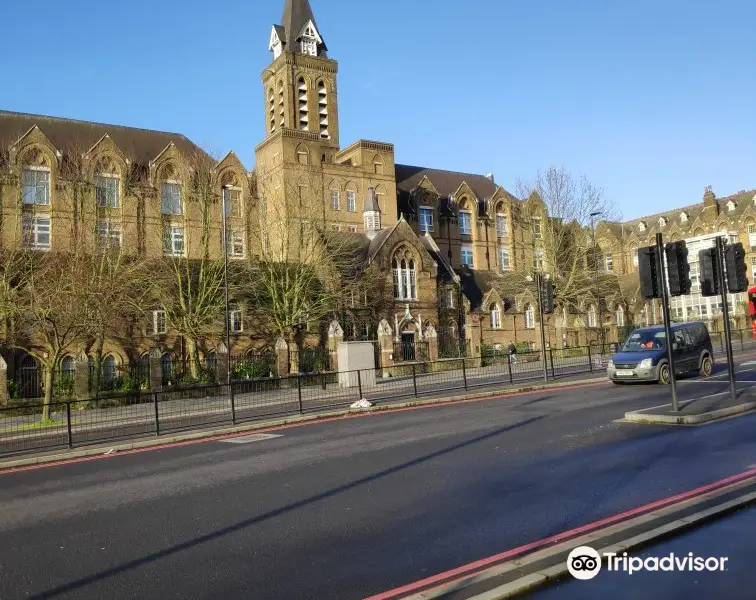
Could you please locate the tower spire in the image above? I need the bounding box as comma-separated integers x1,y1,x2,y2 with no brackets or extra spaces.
273,0,328,58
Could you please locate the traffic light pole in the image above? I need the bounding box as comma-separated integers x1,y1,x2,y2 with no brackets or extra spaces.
715,236,737,402
656,233,679,412
536,273,548,383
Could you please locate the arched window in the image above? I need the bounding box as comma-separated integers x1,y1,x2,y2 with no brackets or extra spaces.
524,304,535,329
345,184,357,213
268,88,276,133
499,248,510,272
318,81,329,139
373,154,384,175
587,305,597,328
206,352,217,376
392,253,417,301
329,181,341,210
490,304,502,329
297,77,308,131
162,353,173,381
616,305,625,327
496,208,508,238
102,355,117,384
458,199,473,235
61,356,75,377
296,145,309,166
277,81,285,129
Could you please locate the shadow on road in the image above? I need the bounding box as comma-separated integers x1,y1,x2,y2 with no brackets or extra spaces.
29,415,547,599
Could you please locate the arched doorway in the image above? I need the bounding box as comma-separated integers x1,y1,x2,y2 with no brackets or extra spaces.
19,355,40,398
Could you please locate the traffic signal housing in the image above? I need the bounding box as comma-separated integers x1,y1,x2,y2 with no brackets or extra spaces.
724,242,749,293
665,241,691,296
638,246,660,299
699,248,720,297
542,280,555,314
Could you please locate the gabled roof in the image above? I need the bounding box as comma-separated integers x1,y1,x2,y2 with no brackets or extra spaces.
0,110,207,166
454,269,503,312
366,220,403,263
418,233,459,284
395,164,498,201
280,0,328,56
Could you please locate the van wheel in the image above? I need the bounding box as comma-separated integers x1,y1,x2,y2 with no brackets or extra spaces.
658,364,671,385
699,355,713,378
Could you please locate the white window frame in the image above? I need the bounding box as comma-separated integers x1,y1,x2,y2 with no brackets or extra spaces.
161,181,183,216
301,38,317,56
223,186,242,218
330,189,340,210
459,210,472,235
448,288,455,308
749,224,756,250
346,190,356,212
348,225,358,233
499,247,510,271
147,310,167,336
490,304,502,329
22,215,51,250
392,258,417,301
605,253,614,272
533,248,545,271
532,218,542,240
96,219,122,249
95,173,120,209
419,206,434,233
616,305,625,327
228,229,246,259
22,166,51,206
229,309,244,333
461,246,474,268
524,305,535,329
496,213,508,238
163,224,185,257
587,306,597,328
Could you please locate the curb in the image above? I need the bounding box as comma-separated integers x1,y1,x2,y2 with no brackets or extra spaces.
0,375,608,472
398,475,756,600
624,400,756,425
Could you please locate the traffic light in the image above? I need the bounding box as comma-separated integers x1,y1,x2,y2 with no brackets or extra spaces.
542,280,555,314
724,242,749,293
699,248,720,297
665,240,691,296
638,246,660,299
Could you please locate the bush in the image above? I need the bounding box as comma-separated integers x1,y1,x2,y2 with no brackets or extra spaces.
7,378,21,400
53,375,75,398
233,359,271,381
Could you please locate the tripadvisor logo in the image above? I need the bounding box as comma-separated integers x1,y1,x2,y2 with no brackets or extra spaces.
566,546,729,580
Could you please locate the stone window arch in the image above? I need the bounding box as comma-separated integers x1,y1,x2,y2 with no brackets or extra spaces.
20,147,52,207
296,144,309,166
297,76,309,130
268,87,276,133
317,80,329,138
524,303,535,329
458,197,473,236
587,305,597,328
162,353,174,382
61,355,75,377
329,180,341,210
277,80,285,129
345,182,357,212
372,154,384,175
220,170,244,218
392,247,417,301
495,202,508,238
102,355,118,384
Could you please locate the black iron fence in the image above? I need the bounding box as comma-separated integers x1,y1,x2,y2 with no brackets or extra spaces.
0,342,625,458
393,341,429,363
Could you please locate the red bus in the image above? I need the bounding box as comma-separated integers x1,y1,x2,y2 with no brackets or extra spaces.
749,286,756,339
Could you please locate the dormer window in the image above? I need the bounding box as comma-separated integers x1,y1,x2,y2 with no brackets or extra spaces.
680,212,688,223
269,27,283,59
727,200,737,212
301,38,316,56
299,21,321,56
639,221,647,232
658,217,667,228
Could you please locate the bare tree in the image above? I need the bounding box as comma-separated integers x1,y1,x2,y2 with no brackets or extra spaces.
247,171,380,351
516,166,620,314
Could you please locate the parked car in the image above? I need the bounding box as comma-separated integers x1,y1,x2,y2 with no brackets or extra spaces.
607,322,714,384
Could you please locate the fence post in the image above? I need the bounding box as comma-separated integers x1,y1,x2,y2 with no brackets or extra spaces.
507,354,513,384
297,376,303,414
66,401,73,449
740,330,744,351
549,349,555,379
153,391,160,436
412,364,418,397
357,369,363,399
462,358,468,390
720,333,724,353
321,373,327,391
230,382,237,425
588,345,593,373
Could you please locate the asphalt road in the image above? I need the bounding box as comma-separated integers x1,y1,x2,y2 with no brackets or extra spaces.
529,507,756,600
1,361,756,599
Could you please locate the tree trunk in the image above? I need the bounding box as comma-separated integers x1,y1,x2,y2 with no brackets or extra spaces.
93,337,104,395
287,331,299,374
41,366,54,422
186,337,201,380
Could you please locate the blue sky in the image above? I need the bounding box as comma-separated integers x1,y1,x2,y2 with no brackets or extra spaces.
1,0,754,220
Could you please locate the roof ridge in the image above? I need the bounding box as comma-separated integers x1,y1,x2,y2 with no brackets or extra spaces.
0,109,189,140
395,163,495,181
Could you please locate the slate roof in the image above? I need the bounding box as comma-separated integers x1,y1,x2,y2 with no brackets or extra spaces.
0,110,207,167
395,164,498,200
280,0,328,56
455,269,505,312
418,233,459,284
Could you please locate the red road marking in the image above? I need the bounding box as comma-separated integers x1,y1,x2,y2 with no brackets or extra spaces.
364,467,756,600
0,379,608,476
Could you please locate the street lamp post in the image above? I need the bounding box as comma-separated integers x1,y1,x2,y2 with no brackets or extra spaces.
590,211,603,348
221,185,233,390
527,273,549,383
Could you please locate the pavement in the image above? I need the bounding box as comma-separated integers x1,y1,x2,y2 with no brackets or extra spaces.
1,358,756,599
527,507,756,600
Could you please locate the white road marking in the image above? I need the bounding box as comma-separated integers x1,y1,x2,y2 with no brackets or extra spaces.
220,433,283,444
